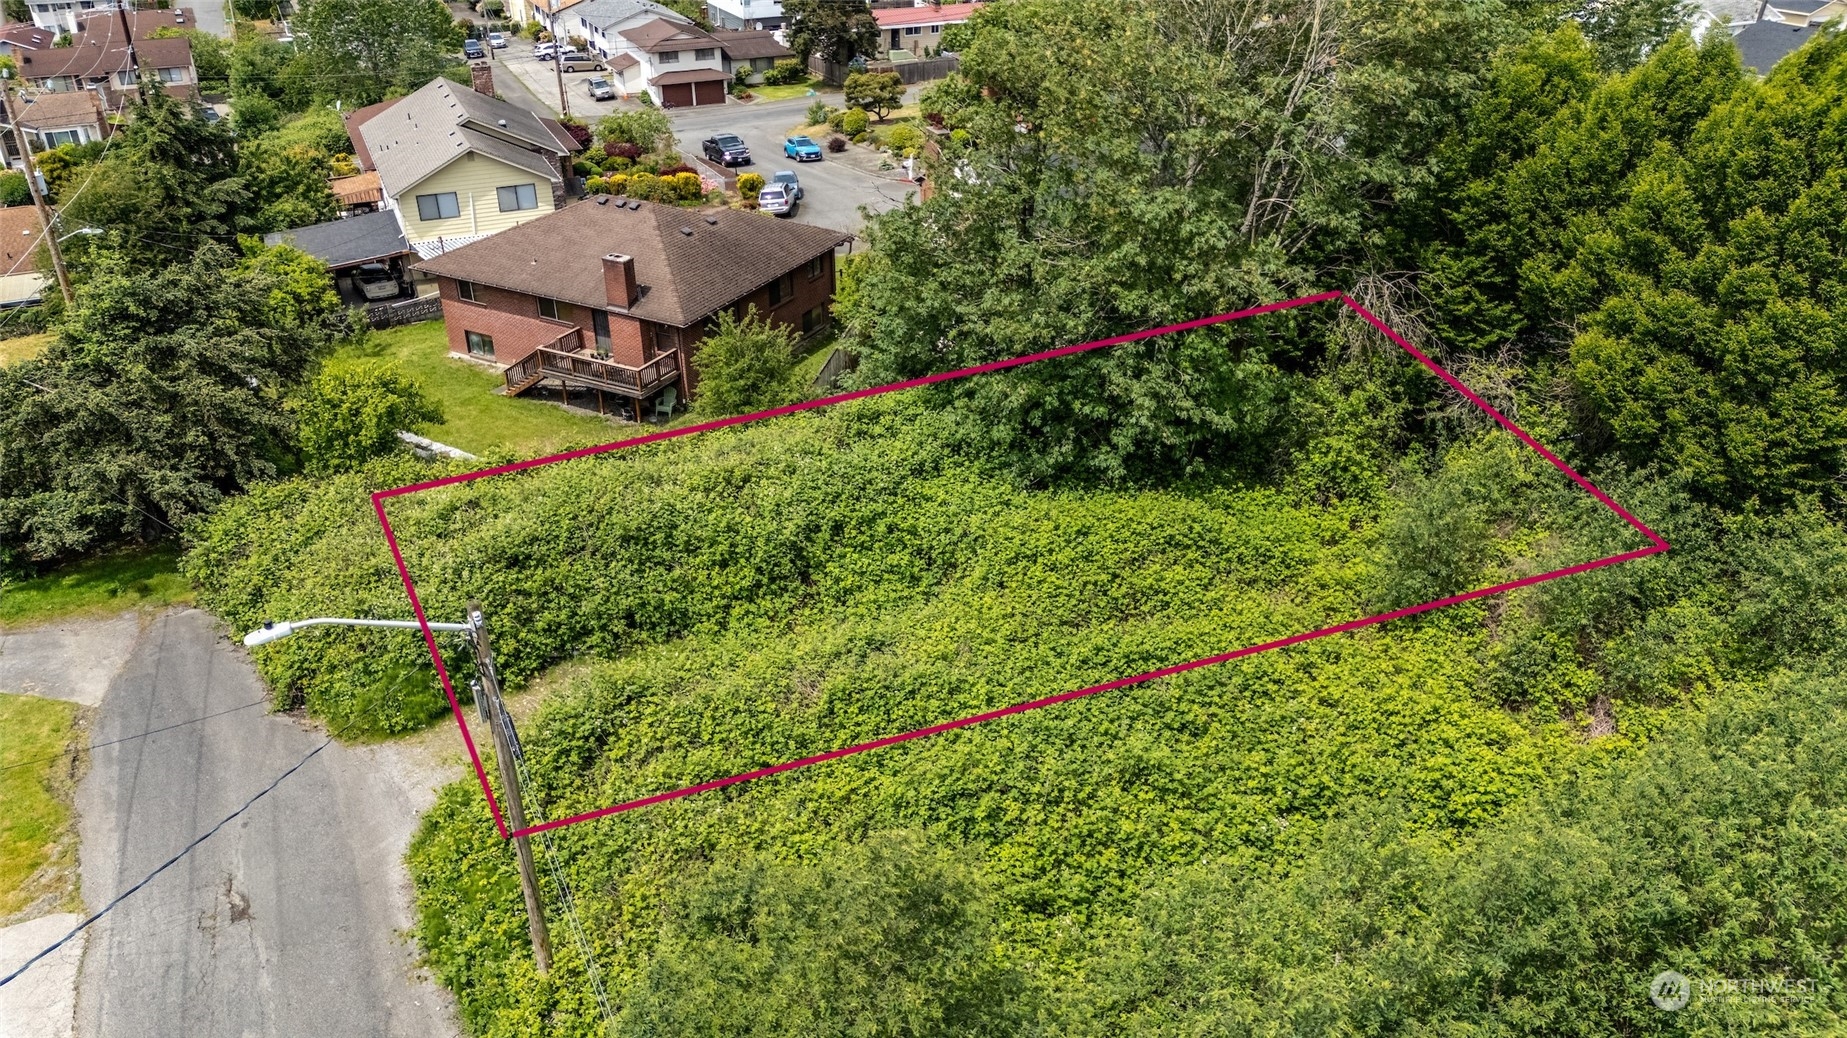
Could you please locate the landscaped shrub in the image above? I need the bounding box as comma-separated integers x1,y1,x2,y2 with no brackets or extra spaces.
840,107,869,137
885,123,924,158
607,174,630,195
827,134,848,153
762,57,806,86
626,171,662,201
827,109,848,132
737,171,765,198
604,140,642,160
671,171,703,200
586,175,609,194
659,163,697,177
806,99,830,126
572,159,595,177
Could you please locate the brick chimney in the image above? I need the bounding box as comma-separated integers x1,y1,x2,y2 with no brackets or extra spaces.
603,254,636,308
470,61,494,97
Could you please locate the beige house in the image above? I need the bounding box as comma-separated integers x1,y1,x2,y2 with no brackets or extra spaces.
0,206,51,308
873,1,982,56
347,77,581,260
1761,0,1847,23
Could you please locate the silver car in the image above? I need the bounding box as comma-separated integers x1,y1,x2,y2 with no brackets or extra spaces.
768,169,803,200
758,183,796,216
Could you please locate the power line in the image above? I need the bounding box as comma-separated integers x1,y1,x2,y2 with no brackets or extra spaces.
0,696,270,774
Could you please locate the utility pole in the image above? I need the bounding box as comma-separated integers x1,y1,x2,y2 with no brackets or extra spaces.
550,49,565,117
113,0,142,101
0,74,73,305
467,599,553,975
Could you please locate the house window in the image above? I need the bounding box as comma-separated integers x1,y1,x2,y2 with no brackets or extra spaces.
157,66,185,83
114,70,135,87
416,191,461,220
538,297,561,320
657,49,680,63
801,305,827,334
927,24,941,33
904,26,921,35
497,183,539,211
694,47,714,60
41,129,82,147
768,272,793,305
456,280,478,302
465,330,495,357
806,255,824,280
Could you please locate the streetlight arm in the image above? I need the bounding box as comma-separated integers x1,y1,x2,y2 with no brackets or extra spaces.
242,616,472,647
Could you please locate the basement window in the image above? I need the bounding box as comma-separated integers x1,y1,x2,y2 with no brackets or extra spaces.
465,330,495,358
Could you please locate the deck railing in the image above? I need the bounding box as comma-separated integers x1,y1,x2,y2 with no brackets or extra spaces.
504,329,678,399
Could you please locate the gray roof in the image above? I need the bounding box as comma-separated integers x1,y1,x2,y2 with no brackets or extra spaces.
263,210,411,269
570,0,691,31
1733,19,1819,74
359,79,568,197
1768,0,1830,14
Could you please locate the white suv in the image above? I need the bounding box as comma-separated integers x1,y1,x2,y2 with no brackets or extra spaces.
532,40,558,60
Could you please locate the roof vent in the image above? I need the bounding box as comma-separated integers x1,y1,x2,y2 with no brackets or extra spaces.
595,196,609,205
628,200,640,210
704,216,718,225
680,226,694,236
498,118,507,127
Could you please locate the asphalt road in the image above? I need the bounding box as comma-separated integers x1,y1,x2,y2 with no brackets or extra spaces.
666,95,919,236
2,610,458,1037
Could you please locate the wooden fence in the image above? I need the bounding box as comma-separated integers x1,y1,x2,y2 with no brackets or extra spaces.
808,53,959,87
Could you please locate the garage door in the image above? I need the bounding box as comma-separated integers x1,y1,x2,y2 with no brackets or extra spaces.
693,79,726,106
661,82,694,108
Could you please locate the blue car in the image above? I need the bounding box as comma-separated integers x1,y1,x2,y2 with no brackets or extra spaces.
783,135,822,162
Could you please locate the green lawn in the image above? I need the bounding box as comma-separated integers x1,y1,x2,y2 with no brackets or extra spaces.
0,549,192,629
333,321,620,458
792,335,842,391
0,693,83,922
749,78,826,102
0,331,53,367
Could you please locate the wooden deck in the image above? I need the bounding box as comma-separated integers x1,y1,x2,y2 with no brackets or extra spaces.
504,328,679,410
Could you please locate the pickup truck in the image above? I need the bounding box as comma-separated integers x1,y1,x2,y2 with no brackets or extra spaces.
702,133,751,167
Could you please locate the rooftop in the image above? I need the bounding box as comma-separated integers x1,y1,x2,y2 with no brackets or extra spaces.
415,199,850,327
618,16,720,53
711,28,793,61
356,79,572,197
7,89,105,130
872,2,983,28
263,210,412,269
568,0,691,31
1733,19,1820,73
0,205,47,278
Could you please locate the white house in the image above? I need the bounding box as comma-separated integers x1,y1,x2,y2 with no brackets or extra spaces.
552,0,684,49
603,16,730,107
706,0,784,31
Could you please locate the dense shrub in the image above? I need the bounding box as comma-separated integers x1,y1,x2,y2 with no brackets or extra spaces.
736,171,765,197
805,98,830,125
604,140,642,160
289,361,441,476
826,134,848,153
689,305,802,417
884,122,924,157
762,57,807,85
840,106,869,137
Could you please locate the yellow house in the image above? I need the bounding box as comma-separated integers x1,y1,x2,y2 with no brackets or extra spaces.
351,78,581,259
0,206,51,308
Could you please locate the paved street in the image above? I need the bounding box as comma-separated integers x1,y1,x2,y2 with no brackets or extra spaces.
666,95,920,236
491,52,922,235
0,611,459,1038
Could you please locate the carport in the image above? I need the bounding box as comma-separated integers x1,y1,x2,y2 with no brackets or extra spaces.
651,68,729,107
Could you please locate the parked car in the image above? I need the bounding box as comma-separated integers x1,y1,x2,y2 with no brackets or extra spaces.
702,133,751,166
758,183,796,216
532,40,558,59
463,37,485,59
769,169,803,200
586,76,616,101
783,135,822,162
558,50,603,72
487,31,508,49
353,263,401,302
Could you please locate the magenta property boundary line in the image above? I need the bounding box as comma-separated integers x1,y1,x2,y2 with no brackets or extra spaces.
372,291,1669,841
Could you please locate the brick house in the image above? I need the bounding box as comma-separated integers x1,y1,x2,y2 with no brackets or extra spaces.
414,197,851,420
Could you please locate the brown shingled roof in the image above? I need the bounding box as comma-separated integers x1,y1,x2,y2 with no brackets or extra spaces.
711,29,793,62
648,67,730,86
618,17,719,53
414,199,850,327
0,205,47,278
10,89,106,131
